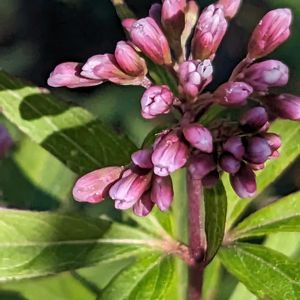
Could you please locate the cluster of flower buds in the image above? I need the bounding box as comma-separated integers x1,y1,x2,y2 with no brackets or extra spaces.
49,0,300,215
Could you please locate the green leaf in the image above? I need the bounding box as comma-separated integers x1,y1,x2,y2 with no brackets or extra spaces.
100,253,175,300
0,71,136,175
204,181,227,262
225,119,300,230
231,191,300,240
0,209,165,281
219,243,300,300
203,257,221,300
228,283,257,300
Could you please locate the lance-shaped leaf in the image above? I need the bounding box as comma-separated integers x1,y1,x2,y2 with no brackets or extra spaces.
219,243,300,300
0,71,136,175
0,209,167,281
230,191,300,240
204,181,227,263
225,119,300,230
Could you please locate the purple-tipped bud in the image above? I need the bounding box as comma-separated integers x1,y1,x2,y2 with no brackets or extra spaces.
109,168,152,210
244,136,272,164
151,175,174,211
214,81,253,106
218,0,242,19
240,107,269,131
48,62,101,88
0,125,13,157
183,123,213,153
161,0,186,41
141,85,174,119
72,167,124,203
133,192,154,217
152,131,189,176
202,171,220,188
188,153,216,179
262,133,282,151
223,136,245,160
129,17,172,65
149,3,162,25
270,150,280,159
178,60,213,98
220,153,241,174
240,60,289,92
248,9,292,59
192,4,228,60
230,163,257,198
115,41,147,77
263,94,300,121
131,149,153,169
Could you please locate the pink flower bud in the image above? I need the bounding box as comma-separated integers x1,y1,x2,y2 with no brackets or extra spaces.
115,41,147,77
178,60,213,98
188,153,216,179
192,4,228,60
223,136,245,160
0,125,13,157
81,54,144,86
122,18,137,32
152,131,189,176
161,0,186,41
220,153,241,174
218,0,241,19
131,149,153,169
133,192,154,217
240,60,289,92
151,175,174,211
149,3,162,26
244,136,272,164
72,167,124,203
183,123,213,153
262,133,282,151
214,81,253,106
230,163,257,198
248,9,292,59
202,171,220,188
130,17,172,65
141,85,174,119
263,93,300,121
48,62,101,88
240,107,269,131
109,168,152,210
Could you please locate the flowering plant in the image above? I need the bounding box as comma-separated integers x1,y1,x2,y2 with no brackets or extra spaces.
0,0,299,299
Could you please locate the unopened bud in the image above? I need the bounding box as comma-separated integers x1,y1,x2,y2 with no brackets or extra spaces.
130,17,172,65
263,93,300,121
244,136,272,164
152,131,189,176
248,8,292,59
223,136,245,160
214,81,253,106
240,60,289,92
122,18,137,32
218,0,242,19
149,3,162,25
178,59,213,98
262,133,282,151
151,175,174,211
230,163,257,198
133,192,154,217
72,167,123,203
249,163,265,171
131,149,153,169
220,153,241,174
240,107,269,131
183,123,213,153
188,153,216,179
48,62,101,88
192,4,228,60
202,171,220,188
141,85,174,119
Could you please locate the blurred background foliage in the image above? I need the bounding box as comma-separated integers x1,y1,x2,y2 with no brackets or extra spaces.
0,0,299,299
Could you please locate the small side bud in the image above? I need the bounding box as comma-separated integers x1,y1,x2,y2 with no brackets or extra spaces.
244,136,272,164
152,131,189,176
133,192,154,217
240,60,289,92
192,4,228,60
230,163,257,198
202,171,220,188
218,0,242,19
263,93,300,121
214,81,253,106
149,3,162,25
178,60,213,98
48,62,101,88
131,149,153,169
183,123,213,153
248,8,292,59
223,136,245,160
141,85,174,119
72,167,123,203
188,153,216,179
151,175,174,211
262,133,282,151
130,17,172,65
219,153,241,174
122,18,137,32
240,107,269,131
